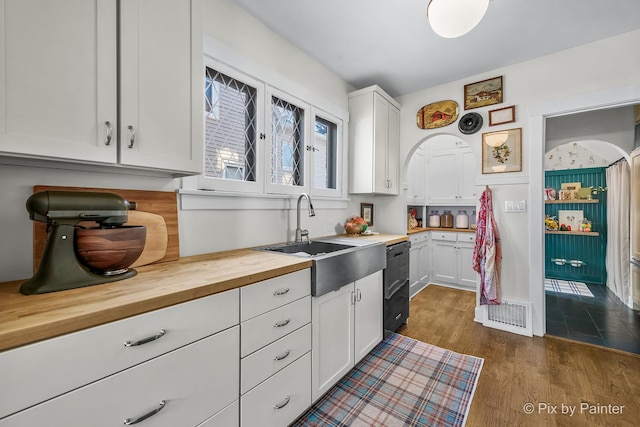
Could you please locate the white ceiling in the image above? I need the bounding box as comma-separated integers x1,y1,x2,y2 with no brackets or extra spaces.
229,0,640,97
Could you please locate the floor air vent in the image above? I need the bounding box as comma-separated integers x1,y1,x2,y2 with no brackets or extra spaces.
483,300,532,337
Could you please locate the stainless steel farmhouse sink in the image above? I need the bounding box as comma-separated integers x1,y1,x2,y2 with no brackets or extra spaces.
255,238,386,297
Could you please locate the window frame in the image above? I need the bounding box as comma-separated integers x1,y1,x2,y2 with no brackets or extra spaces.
311,107,343,198
196,57,264,194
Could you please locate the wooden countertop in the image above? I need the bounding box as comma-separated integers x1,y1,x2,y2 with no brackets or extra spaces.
0,234,406,352
407,227,475,235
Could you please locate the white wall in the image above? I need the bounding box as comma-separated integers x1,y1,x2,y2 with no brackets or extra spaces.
393,28,640,335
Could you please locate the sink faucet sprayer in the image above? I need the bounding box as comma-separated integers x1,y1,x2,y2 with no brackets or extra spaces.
295,193,315,242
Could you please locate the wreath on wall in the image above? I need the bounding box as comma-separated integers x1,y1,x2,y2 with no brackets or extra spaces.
492,143,511,164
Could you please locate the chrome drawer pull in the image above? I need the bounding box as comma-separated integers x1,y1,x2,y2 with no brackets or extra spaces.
124,329,166,347
124,400,166,425
274,318,290,328
273,288,290,296
395,313,402,320
274,396,290,410
274,349,291,361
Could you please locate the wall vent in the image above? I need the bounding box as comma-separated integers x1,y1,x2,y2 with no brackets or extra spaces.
483,299,532,337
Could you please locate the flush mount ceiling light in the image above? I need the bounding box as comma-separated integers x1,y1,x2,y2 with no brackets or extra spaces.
427,0,490,38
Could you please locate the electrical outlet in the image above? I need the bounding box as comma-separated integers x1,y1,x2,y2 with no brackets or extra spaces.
327,220,334,232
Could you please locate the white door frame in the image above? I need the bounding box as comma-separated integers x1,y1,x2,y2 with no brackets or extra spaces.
528,84,640,336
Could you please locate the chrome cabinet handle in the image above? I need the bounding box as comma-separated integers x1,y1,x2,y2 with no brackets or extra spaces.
124,400,166,425
274,318,290,328
351,291,356,305
124,329,166,347
127,125,136,148
356,289,362,302
274,349,291,361
104,121,112,145
273,288,290,296
274,396,290,410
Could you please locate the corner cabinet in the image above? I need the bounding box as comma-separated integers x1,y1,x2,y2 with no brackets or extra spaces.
311,271,383,402
0,0,203,176
430,231,477,291
348,85,400,195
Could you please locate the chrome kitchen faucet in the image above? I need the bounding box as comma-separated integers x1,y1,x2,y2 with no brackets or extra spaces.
295,193,315,242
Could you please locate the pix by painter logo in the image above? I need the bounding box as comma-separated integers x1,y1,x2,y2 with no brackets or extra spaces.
523,401,625,416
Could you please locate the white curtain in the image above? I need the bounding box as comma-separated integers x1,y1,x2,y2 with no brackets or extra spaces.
606,160,632,307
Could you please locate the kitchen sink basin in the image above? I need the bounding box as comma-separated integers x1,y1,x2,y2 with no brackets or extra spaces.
261,240,354,256
255,238,386,297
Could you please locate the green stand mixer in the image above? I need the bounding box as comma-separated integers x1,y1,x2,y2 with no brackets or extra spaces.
20,191,146,295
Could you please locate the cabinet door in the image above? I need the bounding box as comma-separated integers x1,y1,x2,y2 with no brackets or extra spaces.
119,0,202,173
418,242,430,284
458,147,477,204
354,271,383,364
431,240,457,284
409,246,420,288
0,0,117,163
426,149,458,205
373,93,390,193
406,147,425,203
386,103,400,195
458,243,477,290
311,283,354,402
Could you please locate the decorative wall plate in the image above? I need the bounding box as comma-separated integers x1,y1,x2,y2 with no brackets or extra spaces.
416,100,459,129
458,112,483,135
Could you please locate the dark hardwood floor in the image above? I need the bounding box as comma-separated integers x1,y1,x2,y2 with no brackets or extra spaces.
399,285,640,427
546,282,640,354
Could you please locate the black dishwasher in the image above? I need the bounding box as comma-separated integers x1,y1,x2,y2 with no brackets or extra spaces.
383,240,410,335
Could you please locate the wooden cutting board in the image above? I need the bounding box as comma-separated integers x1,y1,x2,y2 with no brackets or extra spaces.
33,186,179,271
127,211,168,268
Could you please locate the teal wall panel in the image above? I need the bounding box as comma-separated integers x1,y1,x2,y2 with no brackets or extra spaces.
545,168,607,284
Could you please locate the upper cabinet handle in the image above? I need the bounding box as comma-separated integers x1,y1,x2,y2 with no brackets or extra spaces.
127,125,136,148
104,121,112,145
124,329,166,347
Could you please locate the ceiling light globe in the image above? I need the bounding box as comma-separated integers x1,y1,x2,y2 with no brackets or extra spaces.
427,0,490,38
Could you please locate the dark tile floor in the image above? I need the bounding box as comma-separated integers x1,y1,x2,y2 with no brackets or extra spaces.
545,282,640,355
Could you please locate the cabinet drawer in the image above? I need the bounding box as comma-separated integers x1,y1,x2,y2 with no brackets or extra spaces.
457,232,476,243
241,352,311,427
241,296,311,357
0,327,240,427
241,269,310,321
198,400,239,427
0,289,239,420
409,232,428,244
241,324,311,394
431,231,457,242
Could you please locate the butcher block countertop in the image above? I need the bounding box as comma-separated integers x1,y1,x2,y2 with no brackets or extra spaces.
0,234,406,352
407,227,475,235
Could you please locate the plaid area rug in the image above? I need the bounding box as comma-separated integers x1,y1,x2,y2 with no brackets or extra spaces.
291,333,483,427
545,278,594,297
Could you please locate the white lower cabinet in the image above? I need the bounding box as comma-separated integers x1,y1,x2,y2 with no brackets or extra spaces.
198,401,239,427
409,232,430,298
430,232,477,290
239,269,312,427
241,353,311,427
311,270,383,402
0,327,239,427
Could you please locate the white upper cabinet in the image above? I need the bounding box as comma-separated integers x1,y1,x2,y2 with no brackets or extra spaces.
348,85,400,195
406,146,426,204
119,0,202,174
425,137,477,205
0,0,117,163
0,0,202,175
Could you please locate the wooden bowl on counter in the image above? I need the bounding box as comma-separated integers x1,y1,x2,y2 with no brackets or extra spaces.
75,226,146,274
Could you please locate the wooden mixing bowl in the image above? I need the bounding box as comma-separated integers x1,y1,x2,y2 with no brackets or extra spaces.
75,226,146,274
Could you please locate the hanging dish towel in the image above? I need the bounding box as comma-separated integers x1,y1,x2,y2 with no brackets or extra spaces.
472,187,501,305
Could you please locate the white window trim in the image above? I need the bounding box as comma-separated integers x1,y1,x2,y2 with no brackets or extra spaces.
197,57,265,194
311,107,344,198
183,35,350,207
265,86,310,196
